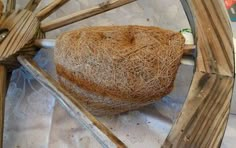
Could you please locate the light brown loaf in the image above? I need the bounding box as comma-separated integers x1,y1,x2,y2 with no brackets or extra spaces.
54,25,185,116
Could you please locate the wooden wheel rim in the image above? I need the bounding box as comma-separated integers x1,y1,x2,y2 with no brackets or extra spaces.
0,0,234,148
163,0,235,147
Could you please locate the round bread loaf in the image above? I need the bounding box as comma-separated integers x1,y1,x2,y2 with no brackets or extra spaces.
54,25,185,116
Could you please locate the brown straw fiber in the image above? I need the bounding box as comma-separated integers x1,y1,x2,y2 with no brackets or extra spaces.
54,25,185,116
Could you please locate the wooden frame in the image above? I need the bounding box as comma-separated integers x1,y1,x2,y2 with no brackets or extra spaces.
0,0,234,147
163,0,235,147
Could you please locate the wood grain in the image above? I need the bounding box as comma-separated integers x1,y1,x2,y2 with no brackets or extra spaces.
6,0,16,13
25,0,41,12
192,0,234,76
162,72,233,148
17,56,126,148
162,0,235,147
36,0,69,21
40,0,136,32
0,9,42,71
0,65,7,148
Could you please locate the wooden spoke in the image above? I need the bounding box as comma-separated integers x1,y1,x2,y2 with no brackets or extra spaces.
17,56,126,148
0,65,7,148
0,9,41,71
6,0,16,13
40,0,136,32
193,0,234,76
162,0,235,147
36,0,69,21
25,0,41,12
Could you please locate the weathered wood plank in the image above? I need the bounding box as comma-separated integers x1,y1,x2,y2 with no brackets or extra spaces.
162,72,233,148
0,10,40,71
6,0,16,13
180,0,196,38
0,65,7,148
25,0,41,12
36,0,69,21
191,0,234,76
17,56,126,148
40,0,136,32
163,0,235,147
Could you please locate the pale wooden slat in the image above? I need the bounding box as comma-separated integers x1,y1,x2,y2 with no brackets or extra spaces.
25,0,41,12
162,72,233,148
0,65,7,148
40,0,136,32
36,0,69,21
203,0,233,54
162,0,235,147
17,56,126,148
191,0,234,76
213,0,232,39
0,10,40,71
6,0,16,13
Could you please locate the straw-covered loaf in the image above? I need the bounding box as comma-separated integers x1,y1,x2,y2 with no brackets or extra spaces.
54,25,185,116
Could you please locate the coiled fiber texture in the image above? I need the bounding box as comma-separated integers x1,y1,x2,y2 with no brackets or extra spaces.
54,25,185,116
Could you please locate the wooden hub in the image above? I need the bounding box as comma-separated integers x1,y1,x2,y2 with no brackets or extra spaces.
0,9,44,71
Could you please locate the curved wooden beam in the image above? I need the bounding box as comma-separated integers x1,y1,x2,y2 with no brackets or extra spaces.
36,0,70,21
40,0,136,32
162,0,235,147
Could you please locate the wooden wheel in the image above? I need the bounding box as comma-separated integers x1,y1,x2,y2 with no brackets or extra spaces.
0,0,234,147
